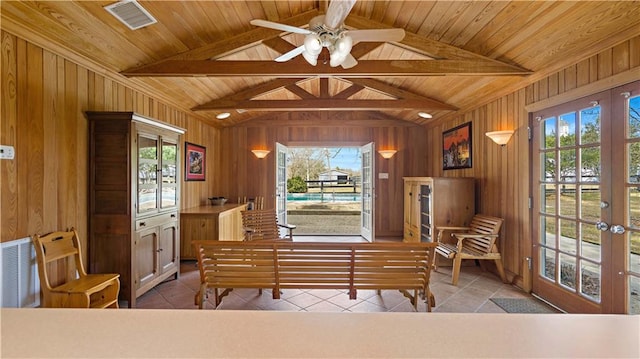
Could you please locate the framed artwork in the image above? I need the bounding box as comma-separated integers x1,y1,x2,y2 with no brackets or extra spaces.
185,142,206,181
443,122,472,170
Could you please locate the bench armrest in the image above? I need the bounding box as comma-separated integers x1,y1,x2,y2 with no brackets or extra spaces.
435,226,470,242
278,223,296,230
277,223,296,240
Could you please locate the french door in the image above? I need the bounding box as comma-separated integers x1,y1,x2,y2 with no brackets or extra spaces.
360,142,374,241
531,81,640,313
275,142,288,236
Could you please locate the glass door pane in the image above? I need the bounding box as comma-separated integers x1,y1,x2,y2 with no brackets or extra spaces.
533,98,608,312
360,142,374,241
275,142,288,235
161,139,178,209
138,135,158,213
624,92,640,314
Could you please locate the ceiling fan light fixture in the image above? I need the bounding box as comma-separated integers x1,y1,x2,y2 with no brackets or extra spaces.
329,35,353,67
304,34,323,54
302,51,319,66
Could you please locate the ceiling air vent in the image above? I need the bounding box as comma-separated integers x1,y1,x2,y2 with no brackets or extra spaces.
105,0,157,30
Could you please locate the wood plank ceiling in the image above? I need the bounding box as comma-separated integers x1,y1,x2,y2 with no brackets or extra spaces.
2,1,639,127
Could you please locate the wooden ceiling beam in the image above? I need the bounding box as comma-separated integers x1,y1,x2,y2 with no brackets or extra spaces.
262,37,299,56
344,14,531,72
192,98,456,111
348,78,430,100
226,78,306,100
333,84,365,99
123,59,532,77
284,84,316,99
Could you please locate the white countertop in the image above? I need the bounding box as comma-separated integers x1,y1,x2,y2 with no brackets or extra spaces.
1,308,639,358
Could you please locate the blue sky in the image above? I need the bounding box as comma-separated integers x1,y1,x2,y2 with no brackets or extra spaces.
325,147,361,171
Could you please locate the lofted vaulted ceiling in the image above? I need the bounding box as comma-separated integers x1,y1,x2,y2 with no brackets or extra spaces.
2,1,640,128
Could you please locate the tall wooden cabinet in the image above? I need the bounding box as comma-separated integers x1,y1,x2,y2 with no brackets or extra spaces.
403,177,475,243
87,112,185,307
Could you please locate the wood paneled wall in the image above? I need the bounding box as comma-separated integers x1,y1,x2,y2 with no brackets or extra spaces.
3,25,638,294
0,31,218,246
217,112,428,238
425,35,640,288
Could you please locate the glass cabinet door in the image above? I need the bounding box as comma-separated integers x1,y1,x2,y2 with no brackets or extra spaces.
161,139,178,209
138,135,158,213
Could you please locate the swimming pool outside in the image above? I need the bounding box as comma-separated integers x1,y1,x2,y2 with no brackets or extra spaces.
287,193,361,202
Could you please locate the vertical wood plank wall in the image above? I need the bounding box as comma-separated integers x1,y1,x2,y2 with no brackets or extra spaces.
2,27,638,292
0,31,217,247
217,113,428,238
425,35,640,286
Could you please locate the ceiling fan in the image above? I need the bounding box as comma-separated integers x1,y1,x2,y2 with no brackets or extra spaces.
250,0,405,69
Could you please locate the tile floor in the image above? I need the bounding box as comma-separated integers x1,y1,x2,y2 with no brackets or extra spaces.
133,236,537,313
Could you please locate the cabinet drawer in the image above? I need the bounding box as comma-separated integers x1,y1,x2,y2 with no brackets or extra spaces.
136,212,178,231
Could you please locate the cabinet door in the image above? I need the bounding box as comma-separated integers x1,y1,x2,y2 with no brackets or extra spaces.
409,182,421,228
135,227,158,290
403,182,413,228
160,138,179,210
419,184,433,242
137,134,159,214
403,181,422,242
159,220,179,274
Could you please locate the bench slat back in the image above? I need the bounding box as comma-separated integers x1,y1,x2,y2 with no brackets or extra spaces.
194,241,437,291
462,215,503,255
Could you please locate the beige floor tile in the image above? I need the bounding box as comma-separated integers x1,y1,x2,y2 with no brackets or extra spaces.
475,300,507,313
134,253,541,314
304,300,345,312
347,300,387,313
285,292,324,309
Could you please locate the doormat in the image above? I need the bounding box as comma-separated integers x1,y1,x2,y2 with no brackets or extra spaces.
490,298,559,313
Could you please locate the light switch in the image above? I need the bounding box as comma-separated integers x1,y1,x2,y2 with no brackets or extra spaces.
378,173,389,179
0,145,15,160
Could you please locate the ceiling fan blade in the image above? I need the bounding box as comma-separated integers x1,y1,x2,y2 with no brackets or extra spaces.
324,0,356,30
274,45,306,62
340,54,358,69
347,28,406,42
250,19,312,35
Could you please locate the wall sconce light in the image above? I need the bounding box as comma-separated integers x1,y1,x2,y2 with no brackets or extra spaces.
378,150,397,159
485,130,514,146
251,149,270,159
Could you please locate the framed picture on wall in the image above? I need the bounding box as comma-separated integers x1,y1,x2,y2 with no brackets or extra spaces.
443,122,472,170
185,142,206,181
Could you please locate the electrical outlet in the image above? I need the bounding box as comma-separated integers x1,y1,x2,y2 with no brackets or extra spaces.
0,145,15,160
378,172,389,179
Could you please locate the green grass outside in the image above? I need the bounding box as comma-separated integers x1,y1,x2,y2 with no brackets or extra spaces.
543,189,640,254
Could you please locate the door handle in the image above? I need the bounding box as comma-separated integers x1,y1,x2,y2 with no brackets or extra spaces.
595,221,609,231
610,224,626,235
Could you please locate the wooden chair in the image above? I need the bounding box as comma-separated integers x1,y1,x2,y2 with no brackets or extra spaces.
241,208,296,241
32,228,120,308
435,214,507,286
238,196,265,210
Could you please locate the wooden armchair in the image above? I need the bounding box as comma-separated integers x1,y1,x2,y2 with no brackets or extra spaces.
435,214,507,286
32,228,120,308
241,208,296,241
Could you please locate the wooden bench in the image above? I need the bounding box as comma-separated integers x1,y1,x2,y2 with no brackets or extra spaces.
193,240,437,311
435,214,507,285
